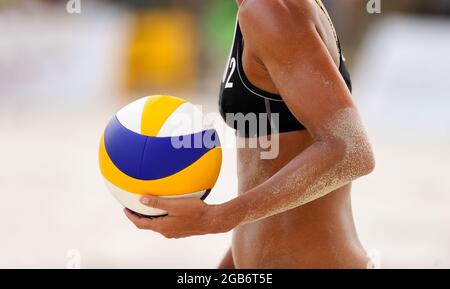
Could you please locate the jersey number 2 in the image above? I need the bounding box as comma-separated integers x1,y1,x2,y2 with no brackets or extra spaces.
225,57,236,89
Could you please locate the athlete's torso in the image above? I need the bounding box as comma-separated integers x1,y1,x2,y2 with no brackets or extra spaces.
233,134,367,268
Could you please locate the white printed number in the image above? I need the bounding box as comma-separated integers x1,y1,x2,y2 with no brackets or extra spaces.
225,57,236,89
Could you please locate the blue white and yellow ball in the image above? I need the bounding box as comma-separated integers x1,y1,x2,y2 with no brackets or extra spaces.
99,95,222,216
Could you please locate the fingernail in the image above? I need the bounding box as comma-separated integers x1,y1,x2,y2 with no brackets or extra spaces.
141,197,149,205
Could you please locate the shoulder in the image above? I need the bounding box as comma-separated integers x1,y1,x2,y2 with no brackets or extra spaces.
238,0,318,58
238,0,320,54
238,0,318,33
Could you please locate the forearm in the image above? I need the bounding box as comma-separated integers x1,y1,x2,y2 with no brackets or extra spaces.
220,110,375,228
221,140,344,227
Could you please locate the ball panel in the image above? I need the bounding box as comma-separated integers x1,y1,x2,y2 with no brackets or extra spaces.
116,96,148,134
140,95,186,137
157,102,212,137
100,134,222,195
103,117,147,179
105,179,208,216
140,130,218,180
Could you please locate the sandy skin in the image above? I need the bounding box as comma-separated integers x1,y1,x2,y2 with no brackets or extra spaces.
230,131,369,268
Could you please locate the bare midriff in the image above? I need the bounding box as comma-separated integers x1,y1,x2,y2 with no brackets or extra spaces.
232,131,369,268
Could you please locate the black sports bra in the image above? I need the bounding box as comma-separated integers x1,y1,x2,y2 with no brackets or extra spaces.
219,6,352,138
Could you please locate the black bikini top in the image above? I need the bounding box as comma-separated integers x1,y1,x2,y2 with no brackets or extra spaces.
219,14,352,138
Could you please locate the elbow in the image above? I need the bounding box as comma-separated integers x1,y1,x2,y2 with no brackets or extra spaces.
359,147,376,176
351,140,376,178
320,108,376,179
331,136,376,178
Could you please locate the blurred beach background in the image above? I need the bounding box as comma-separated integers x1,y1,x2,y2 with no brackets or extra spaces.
0,0,449,268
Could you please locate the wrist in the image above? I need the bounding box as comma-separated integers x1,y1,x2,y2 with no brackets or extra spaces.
208,204,233,234
209,198,247,233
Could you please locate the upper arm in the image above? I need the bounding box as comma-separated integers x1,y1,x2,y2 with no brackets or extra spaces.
239,0,356,141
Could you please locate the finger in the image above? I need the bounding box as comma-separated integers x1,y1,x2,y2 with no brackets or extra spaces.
124,208,158,230
124,209,143,227
139,195,187,212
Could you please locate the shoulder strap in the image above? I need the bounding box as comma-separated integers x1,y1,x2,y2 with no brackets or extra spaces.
314,0,342,56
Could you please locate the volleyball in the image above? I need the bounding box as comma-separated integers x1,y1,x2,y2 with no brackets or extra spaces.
99,95,222,216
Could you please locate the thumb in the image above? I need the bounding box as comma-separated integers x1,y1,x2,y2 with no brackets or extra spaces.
140,195,181,212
